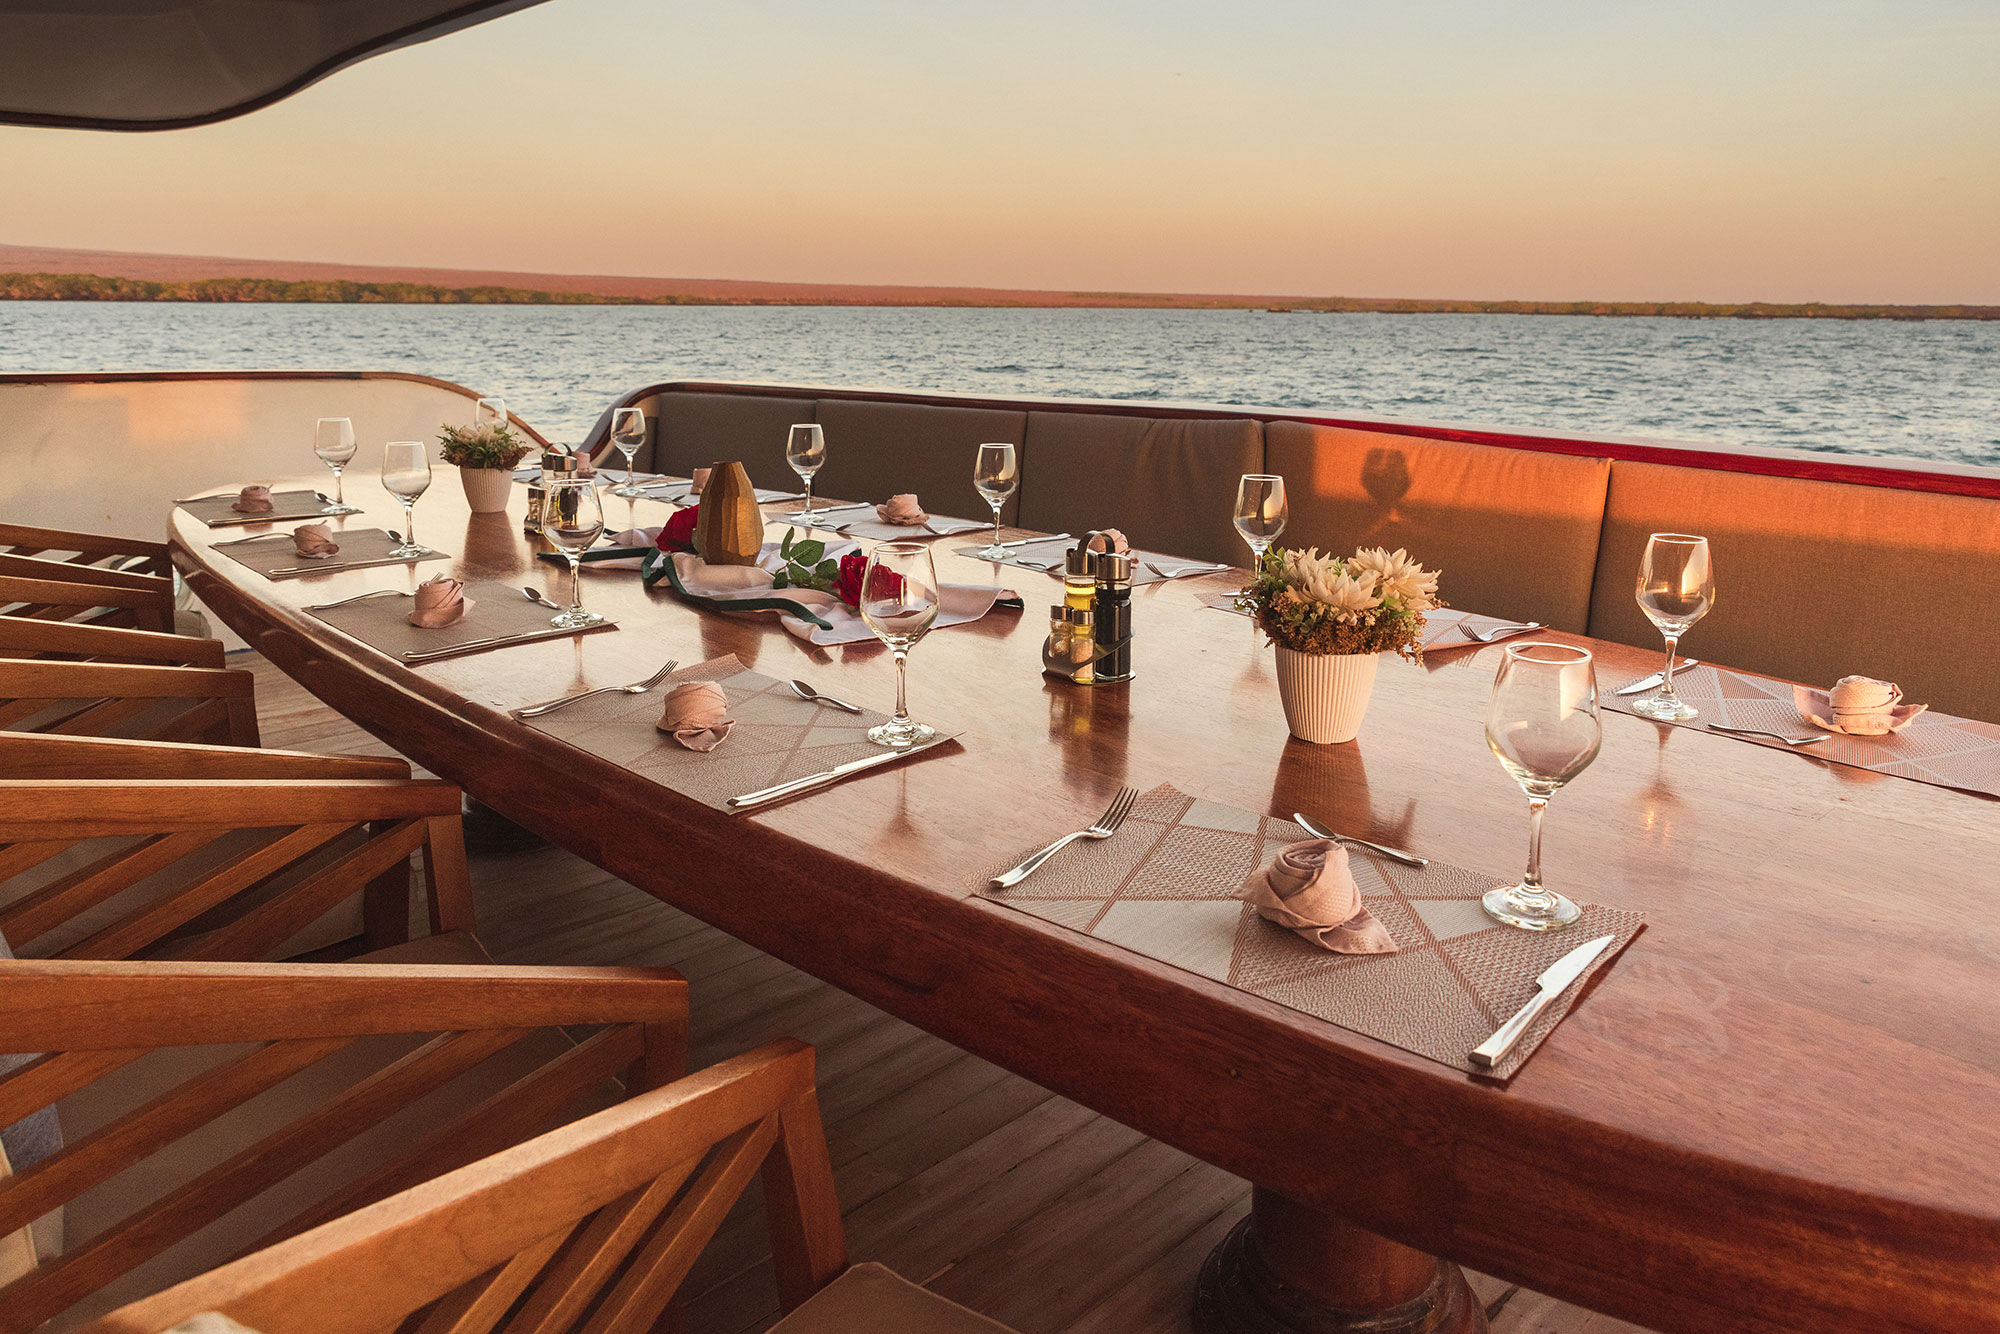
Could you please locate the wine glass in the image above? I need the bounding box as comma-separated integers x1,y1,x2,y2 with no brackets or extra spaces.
540,477,606,629
380,441,432,559
972,442,1018,559
474,397,508,429
1483,642,1602,931
608,408,647,498
1632,533,1714,722
858,541,941,749
1233,474,1287,566
782,424,826,522
313,417,359,514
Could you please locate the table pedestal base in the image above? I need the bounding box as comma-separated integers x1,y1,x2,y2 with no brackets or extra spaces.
1195,1189,1486,1334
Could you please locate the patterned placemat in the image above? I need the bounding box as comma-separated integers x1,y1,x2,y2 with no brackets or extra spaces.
521,655,955,813
178,490,333,527
217,528,447,580
977,784,1643,1079
832,513,989,542
956,539,1229,587
1604,663,2000,799
309,579,617,663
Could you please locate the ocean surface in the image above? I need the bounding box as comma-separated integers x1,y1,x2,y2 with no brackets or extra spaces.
3,302,1995,469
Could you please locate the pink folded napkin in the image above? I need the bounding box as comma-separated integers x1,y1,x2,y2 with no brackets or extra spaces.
876,493,929,525
1237,840,1397,954
657,680,733,751
1085,528,1130,556
408,575,472,627
231,485,274,514
689,467,712,497
291,522,340,559
1794,675,1926,735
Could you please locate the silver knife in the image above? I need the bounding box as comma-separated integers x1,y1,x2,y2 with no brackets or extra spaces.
992,532,1071,549
728,739,947,811
402,628,590,663
1292,813,1429,867
1614,659,1702,695
1470,934,1617,1069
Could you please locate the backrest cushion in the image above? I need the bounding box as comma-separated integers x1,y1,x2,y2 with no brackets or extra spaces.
1264,422,1611,632
645,392,816,490
811,400,1028,526
1589,460,2000,722
1017,412,1262,565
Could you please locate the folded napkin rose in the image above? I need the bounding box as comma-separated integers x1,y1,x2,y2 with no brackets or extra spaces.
876,493,929,525
657,680,734,751
1794,675,1927,736
291,522,340,559
1085,529,1130,556
231,484,274,514
408,575,472,628
1237,839,1397,954
689,467,712,497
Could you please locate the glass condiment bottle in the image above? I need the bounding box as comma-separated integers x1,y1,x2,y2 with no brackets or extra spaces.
1063,546,1096,616
1067,606,1095,684
1092,550,1134,682
1048,603,1071,663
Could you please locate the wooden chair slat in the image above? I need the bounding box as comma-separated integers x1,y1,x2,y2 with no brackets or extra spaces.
146,697,242,746
761,1087,850,1310
0,554,172,595
0,525,170,564
0,829,222,948
46,694,158,739
416,1227,577,1334
0,779,461,840
0,839,71,882
174,819,427,962
0,1048,148,1133
0,575,170,617
0,696,72,729
0,734,407,781
0,661,252,701
424,814,476,936
502,1164,700,1334
0,617,224,667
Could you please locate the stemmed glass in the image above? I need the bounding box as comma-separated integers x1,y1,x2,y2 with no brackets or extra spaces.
858,541,941,749
608,408,648,497
475,397,508,429
1632,533,1714,722
1234,474,1287,566
380,441,432,558
313,417,360,514
973,443,1018,559
1483,642,1602,932
540,477,606,629
782,424,826,522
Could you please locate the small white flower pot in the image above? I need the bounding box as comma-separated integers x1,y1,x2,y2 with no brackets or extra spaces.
459,466,515,514
1274,646,1381,744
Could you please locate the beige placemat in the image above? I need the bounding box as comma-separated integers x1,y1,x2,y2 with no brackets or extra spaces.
626,478,806,506
522,655,954,813
217,528,447,580
958,540,1228,586
832,514,989,541
1604,663,2000,799
978,784,1642,1079
178,490,333,527
309,579,617,663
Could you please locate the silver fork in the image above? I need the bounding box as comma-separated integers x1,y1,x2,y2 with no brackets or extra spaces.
1707,723,1829,747
211,531,293,547
989,787,1139,889
308,589,409,610
1292,813,1430,867
1459,620,1545,644
515,660,680,718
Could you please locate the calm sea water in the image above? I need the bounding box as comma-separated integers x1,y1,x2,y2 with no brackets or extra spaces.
3,302,1995,469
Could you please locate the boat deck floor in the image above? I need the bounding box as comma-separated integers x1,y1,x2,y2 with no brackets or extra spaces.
248,652,1655,1333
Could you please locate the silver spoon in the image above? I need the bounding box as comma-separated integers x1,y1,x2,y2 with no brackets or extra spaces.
1706,724,1829,747
521,586,564,610
788,679,864,714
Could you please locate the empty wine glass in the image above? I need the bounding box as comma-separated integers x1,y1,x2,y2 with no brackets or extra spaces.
313,417,359,514
1234,474,1287,566
1632,533,1714,722
540,477,606,629
1483,642,1602,932
380,441,432,558
474,397,508,429
859,541,941,749
608,408,647,497
973,442,1019,558
782,424,826,522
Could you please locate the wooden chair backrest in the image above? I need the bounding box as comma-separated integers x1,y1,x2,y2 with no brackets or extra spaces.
0,524,172,580
0,733,407,781
0,571,176,635
0,617,223,668
82,1037,840,1334
0,777,473,962
0,660,258,747
0,959,690,1333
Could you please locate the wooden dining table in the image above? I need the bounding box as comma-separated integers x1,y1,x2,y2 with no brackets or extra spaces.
171,478,2000,1334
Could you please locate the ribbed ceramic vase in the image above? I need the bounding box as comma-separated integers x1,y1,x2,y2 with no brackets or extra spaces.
458,466,514,514
1273,646,1380,744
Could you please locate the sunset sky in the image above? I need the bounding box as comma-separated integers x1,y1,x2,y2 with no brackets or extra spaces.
2,0,1996,302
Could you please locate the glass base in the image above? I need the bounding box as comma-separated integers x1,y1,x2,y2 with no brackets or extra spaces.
549,608,605,630
868,718,936,749
607,483,645,498
779,508,824,525
1482,883,1582,932
387,542,428,560
975,543,1009,560
318,502,362,516
1631,691,1699,722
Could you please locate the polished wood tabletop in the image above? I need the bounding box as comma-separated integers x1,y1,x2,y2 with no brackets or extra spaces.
172,478,2000,1334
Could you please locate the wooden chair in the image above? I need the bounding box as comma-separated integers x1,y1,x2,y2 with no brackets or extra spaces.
0,618,224,668
0,956,689,1332
0,733,403,782
0,524,172,581
0,660,258,747
80,1040,1017,1334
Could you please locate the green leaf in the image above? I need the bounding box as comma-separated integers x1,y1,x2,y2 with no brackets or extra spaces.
790,538,826,565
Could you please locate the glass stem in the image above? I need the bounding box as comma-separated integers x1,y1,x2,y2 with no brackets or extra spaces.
1659,633,1682,701
626,452,635,491
991,502,1003,550
332,468,344,505
892,648,910,723
804,477,814,517
403,500,416,551
570,555,585,615
1523,796,1549,895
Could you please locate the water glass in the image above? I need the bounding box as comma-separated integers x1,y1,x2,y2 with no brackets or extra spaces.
313,417,359,514
380,441,432,558
608,408,647,497
474,397,508,429
540,477,606,629
972,442,1019,558
1632,533,1714,721
1233,474,1287,565
783,423,826,521
1483,642,1602,931
858,541,941,748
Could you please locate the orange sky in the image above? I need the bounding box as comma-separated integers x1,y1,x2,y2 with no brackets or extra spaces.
2,0,1996,302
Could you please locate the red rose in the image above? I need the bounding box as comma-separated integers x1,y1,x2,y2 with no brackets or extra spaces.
837,551,901,609
659,506,699,553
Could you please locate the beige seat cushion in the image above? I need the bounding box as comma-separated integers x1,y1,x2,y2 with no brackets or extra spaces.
1018,412,1263,565
771,1262,1019,1333
1264,422,1611,632
812,400,1028,526
643,392,816,490
1589,461,2000,722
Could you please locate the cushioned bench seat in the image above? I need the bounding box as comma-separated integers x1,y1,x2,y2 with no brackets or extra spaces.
814,398,1027,527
